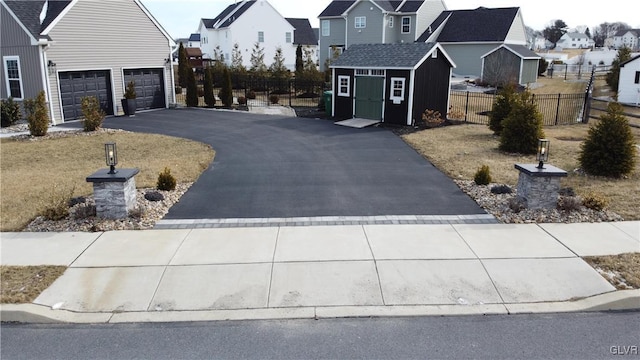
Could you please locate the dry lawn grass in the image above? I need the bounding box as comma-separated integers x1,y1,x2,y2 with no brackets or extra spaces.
1,266,66,303
584,253,640,289
0,131,215,231
402,122,640,220
531,77,588,94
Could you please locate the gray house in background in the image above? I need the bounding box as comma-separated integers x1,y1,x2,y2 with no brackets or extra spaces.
318,0,447,71
481,44,540,86
1,0,175,124
417,7,527,78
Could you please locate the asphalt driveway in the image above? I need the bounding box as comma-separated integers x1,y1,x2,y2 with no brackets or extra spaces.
103,109,486,219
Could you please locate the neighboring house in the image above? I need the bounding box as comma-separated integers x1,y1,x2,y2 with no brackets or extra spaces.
330,42,454,126
318,0,447,71
0,0,175,124
618,55,640,105
417,7,527,77
481,44,540,86
612,29,640,50
197,0,297,70
531,36,551,50
555,32,594,50
188,33,201,48
285,18,319,66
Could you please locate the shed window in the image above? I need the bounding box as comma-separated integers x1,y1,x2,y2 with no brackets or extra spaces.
3,56,23,100
355,16,366,29
321,20,330,36
402,17,411,34
338,75,350,97
635,71,640,84
390,77,405,104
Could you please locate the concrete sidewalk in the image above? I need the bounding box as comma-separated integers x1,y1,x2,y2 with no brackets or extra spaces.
1,222,639,324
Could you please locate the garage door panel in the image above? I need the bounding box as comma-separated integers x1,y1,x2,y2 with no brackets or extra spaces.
123,68,165,111
59,70,114,121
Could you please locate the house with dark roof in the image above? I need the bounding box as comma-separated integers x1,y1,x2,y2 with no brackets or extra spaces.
285,18,319,64
318,0,447,71
481,44,540,86
417,7,527,77
329,42,454,126
618,55,640,105
197,0,309,70
0,0,175,124
612,29,640,50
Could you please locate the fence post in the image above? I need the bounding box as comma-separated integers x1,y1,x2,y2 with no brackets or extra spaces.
555,93,561,125
564,64,568,80
289,80,292,107
464,91,470,122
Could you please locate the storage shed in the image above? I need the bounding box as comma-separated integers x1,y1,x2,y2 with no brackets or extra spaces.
481,44,540,86
329,42,455,126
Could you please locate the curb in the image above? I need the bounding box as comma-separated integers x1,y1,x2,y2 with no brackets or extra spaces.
2,290,638,324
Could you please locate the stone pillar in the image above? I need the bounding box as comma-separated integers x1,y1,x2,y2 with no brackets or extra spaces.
86,168,140,219
515,164,567,210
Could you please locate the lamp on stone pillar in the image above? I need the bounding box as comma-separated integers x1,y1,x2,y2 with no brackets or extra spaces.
105,142,118,174
536,139,550,169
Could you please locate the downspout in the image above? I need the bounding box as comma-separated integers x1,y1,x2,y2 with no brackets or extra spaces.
169,50,176,106
382,13,386,43
343,15,348,47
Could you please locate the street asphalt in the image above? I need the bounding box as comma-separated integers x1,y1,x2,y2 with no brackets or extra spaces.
102,108,486,220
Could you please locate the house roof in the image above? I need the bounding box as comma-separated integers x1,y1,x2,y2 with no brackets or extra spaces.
482,44,540,59
189,33,200,42
614,29,640,37
330,42,444,69
319,0,424,17
285,18,317,45
620,54,640,67
3,0,72,39
202,0,256,29
417,7,519,43
185,47,203,57
563,32,590,39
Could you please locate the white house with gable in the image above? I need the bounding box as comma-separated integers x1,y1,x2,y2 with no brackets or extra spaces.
197,0,296,70
555,32,594,50
618,55,640,106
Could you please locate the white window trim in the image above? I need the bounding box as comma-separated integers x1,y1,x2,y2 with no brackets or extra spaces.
338,75,350,97
3,56,24,100
321,20,330,36
401,16,411,34
355,16,366,29
390,77,405,104
286,32,292,43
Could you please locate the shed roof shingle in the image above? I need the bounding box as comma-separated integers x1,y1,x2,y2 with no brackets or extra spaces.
418,7,519,43
330,42,438,68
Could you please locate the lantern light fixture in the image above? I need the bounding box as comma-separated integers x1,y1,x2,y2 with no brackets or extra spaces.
536,139,550,169
105,142,118,174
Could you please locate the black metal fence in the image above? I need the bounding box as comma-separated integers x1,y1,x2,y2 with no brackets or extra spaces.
546,64,610,80
450,91,589,126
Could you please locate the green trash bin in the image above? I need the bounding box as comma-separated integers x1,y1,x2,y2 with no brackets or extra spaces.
323,91,332,116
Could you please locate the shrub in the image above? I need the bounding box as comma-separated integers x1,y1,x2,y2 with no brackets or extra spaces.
237,96,247,105
499,90,544,155
269,94,279,104
488,84,517,135
578,102,636,178
124,80,136,99
144,191,165,202
175,86,183,95
447,107,465,121
24,90,49,136
185,69,199,107
557,196,582,212
156,167,177,191
40,185,74,221
490,184,512,194
508,197,526,213
81,96,105,132
203,67,216,108
422,109,444,128
197,87,205,98
129,205,146,220
583,192,609,211
247,90,256,100
474,165,492,185
558,187,576,197
219,68,233,107
72,203,97,219
68,196,87,207
1,97,21,127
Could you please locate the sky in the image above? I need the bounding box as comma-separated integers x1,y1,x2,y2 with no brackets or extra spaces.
140,0,640,39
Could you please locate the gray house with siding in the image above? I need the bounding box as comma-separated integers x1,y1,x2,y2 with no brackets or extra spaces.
417,7,527,78
481,44,540,86
318,0,446,71
0,0,175,124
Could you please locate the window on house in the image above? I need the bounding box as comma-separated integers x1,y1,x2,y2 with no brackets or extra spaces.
328,46,344,59
286,32,292,43
635,71,640,84
355,16,366,29
402,17,411,34
3,56,23,99
338,75,350,97
321,20,330,36
258,31,264,42
390,77,405,104
389,17,393,28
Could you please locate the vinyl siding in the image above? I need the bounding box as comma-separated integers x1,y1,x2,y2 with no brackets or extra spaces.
504,11,527,45
45,0,173,123
0,5,43,101
319,18,346,71
412,50,451,124
346,2,383,46
441,43,501,77
618,59,640,104
521,59,539,85
415,0,446,41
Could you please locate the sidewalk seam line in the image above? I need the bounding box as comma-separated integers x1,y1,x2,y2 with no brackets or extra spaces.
536,224,580,258
266,226,280,308
68,231,105,267
362,225,386,305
